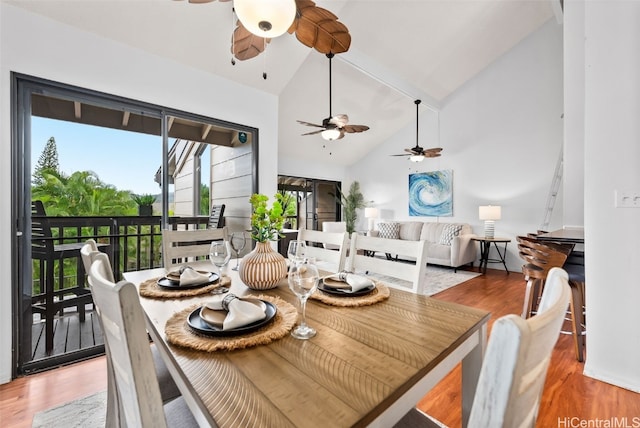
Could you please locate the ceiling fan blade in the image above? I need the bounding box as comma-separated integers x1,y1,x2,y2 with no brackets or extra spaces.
232,21,270,61
342,124,370,133
291,0,351,54
297,120,326,128
424,147,443,153
404,147,421,154
330,114,349,127
390,153,411,157
423,152,442,158
301,129,326,136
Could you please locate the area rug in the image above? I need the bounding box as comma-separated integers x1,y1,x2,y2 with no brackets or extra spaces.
32,391,107,428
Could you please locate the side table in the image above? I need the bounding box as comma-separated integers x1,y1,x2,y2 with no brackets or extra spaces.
472,237,511,274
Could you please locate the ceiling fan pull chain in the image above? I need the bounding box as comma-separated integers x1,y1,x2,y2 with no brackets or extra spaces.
231,7,236,66
263,38,268,79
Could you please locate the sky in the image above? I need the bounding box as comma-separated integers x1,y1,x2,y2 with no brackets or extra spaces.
32,117,165,195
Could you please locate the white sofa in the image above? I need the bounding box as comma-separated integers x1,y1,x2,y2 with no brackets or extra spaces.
372,221,477,271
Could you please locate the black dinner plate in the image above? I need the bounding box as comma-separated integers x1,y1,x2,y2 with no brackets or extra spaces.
318,281,376,297
187,300,277,337
157,272,219,290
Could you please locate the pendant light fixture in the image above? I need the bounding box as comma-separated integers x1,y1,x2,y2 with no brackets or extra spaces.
234,0,297,38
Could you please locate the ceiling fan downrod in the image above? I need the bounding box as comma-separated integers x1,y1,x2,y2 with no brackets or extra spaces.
415,99,421,148
327,53,335,119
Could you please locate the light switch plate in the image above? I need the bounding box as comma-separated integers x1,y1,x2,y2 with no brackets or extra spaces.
615,190,640,208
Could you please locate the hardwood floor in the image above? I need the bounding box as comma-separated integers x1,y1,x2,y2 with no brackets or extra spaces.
1,268,638,427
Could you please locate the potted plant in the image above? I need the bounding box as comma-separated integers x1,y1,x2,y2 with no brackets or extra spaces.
239,193,296,290
331,181,366,233
132,193,155,216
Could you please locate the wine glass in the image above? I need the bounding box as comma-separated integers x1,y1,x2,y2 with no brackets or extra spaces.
229,232,247,271
288,258,319,340
287,240,307,262
209,240,231,277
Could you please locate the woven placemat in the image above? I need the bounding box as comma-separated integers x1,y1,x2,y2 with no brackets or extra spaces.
165,295,297,352
311,281,390,307
139,276,231,299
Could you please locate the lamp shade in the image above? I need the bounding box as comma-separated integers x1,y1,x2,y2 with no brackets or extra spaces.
479,205,501,221
234,0,297,38
364,207,379,218
409,154,424,162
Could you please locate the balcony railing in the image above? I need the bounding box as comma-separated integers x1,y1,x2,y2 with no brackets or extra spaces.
31,215,210,294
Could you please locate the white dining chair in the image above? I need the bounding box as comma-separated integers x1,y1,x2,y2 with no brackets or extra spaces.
88,255,199,428
297,228,349,272
396,267,571,428
346,232,428,294
81,241,181,418
162,227,229,270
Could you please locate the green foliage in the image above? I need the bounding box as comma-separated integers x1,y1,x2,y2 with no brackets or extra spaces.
331,181,366,233
132,193,156,206
249,193,296,243
33,137,60,186
200,184,210,215
32,170,137,216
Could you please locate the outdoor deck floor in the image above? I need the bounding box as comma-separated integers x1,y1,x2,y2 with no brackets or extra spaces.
31,306,104,361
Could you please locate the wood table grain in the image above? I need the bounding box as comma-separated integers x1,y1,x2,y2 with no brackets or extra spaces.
125,261,490,428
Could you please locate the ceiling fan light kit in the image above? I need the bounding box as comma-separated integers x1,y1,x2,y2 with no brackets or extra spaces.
321,128,341,141
234,0,296,38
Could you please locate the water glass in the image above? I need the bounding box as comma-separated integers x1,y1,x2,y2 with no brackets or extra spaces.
288,258,319,340
209,240,231,276
287,240,307,262
229,232,247,271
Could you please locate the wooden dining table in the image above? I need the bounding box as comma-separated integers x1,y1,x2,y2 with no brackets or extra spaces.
124,260,490,428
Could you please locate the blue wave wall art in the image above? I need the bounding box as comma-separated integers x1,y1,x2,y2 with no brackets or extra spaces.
409,170,453,217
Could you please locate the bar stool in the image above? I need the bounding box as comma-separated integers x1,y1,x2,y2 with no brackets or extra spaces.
517,234,586,362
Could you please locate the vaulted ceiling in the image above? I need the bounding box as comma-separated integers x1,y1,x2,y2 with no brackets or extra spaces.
9,0,558,165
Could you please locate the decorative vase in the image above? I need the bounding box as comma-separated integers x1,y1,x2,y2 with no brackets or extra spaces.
238,241,287,290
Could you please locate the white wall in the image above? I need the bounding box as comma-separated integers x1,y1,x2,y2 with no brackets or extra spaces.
563,0,585,228
349,19,564,271
581,0,640,392
0,4,278,383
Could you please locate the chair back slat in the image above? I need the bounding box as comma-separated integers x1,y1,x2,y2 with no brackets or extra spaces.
162,227,229,270
208,204,226,229
296,229,349,272
346,233,428,294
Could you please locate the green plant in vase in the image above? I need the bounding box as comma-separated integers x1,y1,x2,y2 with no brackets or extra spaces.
241,193,296,290
249,193,296,242
331,181,366,234
132,193,155,216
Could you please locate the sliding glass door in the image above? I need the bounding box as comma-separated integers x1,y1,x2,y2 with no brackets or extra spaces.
12,74,257,375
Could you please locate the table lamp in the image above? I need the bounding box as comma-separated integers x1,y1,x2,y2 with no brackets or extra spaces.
364,207,379,233
479,205,501,239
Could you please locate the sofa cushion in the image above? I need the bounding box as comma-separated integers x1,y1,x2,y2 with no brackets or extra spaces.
439,224,464,245
378,222,400,239
399,222,424,241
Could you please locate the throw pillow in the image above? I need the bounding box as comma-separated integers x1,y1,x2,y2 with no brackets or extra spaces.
439,224,463,246
377,222,400,239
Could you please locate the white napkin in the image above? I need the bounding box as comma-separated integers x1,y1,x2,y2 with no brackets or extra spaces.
179,267,211,286
202,294,266,330
324,272,374,293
